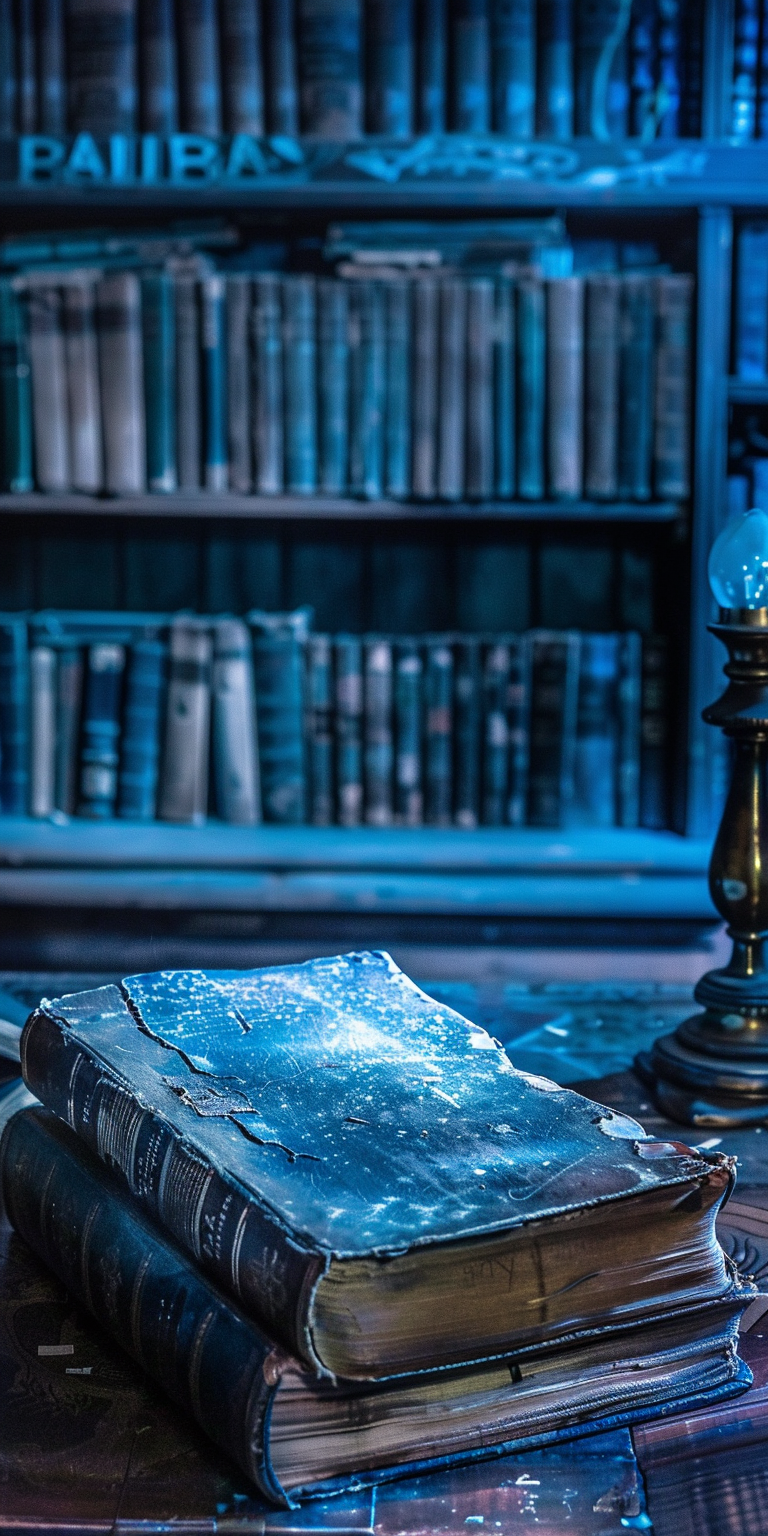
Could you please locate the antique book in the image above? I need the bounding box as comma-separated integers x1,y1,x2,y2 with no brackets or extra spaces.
177,0,222,134
734,223,768,380
158,618,212,825
569,631,618,829
283,276,318,495
28,644,56,818
39,0,67,134
416,0,447,130
424,635,453,825
27,284,70,494
19,951,749,1389
365,0,413,137
0,280,33,493
66,0,138,135
16,0,36,132
139,0,179,133
466,278,494,500
546,276,584,500
78,641,126,819
296,0,363,138
117,634,166,821
0,1,15,135
639,632,669,830
537,0,574,139
575,0,631,140
212,618,260,826
63,276,103,495
200,275,228,493
451,0,491,131
97,271,146,495
141,271,177,494
174,270,202,490
305,633,334,826
394,638,423,826
616,628,642,829
653,273,693,499
384,280,411,498
348,279,385,500
506,632,530,826
363,638,393,824
629,0,656,136
0,617,29,813
264,0,300,134
221,0,265,134
492,0,535,137
618,273,654,499
318,278,349,494
225,274,252,493
252,274,284,496
731,0,759,140
249,608,308,824
334,633,364,825
516,277,545,499
437,278,467,500
453,635,481,827
527,629,580,828
54,643,84,816
481,639,510,825
494,277,516,498
411,276,439,498
584,274,620,499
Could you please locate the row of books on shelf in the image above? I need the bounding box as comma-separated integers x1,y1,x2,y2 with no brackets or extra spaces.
0,609,669,832
733,221,768,381
0,260,692,503
0,1,702,146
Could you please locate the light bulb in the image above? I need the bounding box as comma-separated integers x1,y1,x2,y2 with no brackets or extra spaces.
708,507,768,610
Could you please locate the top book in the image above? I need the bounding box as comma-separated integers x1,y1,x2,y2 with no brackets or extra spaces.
21,950,735,1381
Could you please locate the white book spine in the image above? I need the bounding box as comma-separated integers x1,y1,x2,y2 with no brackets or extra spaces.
159,619,212,825
97,271,146,494
28,286,70,492
29,645,56,817
212,618,261,825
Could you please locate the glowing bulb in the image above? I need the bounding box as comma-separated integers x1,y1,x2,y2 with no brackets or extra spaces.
708,507,768,610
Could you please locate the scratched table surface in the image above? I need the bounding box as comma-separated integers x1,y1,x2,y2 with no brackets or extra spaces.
1,972,768,1536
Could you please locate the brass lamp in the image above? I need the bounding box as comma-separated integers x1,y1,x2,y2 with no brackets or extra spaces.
638,506,768,1126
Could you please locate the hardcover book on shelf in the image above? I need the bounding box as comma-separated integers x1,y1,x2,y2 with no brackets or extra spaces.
158,617,212,826
211,617,260,826
394,638,423,826
249,607,309,824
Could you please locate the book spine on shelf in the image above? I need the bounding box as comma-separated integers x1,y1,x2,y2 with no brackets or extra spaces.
364,637,393,825
569,631,618,828
283,275,318,495
226,274,253,493
212,617,261,825
734,225,768,380
506,633,530,826
317,278,349,495
451,0,491,131
617,628,641,829
249,610,308,824
97,271,146,495
366,0,413,137
536,0,574,139
54,644,83,816
17,0,36,133
66,0,138,134
0,619,29,814
416,0,447,130
62,277,103,496
384,280,411,499
732,0,760,140
438,277,467,501
28,285,70,494
201,274,228,493
656,0,681,136
393,638,423,825
0,281,33,493
453,636,480,827
757,0,768,138
158,618,212,825
306,632,334,825
640,632,669,830
297,0,362,138
679,0,703,137
265,0,299,134
494,278,515,499
78,642,126,819
618,274,654,500
466,278,494,501
141,270,177,494
653,273,693,500
252,274,285,496
29,645,56,818
334,633,363,825
349,279,385,500
629,0,656,137
139,0,178,133
175,273,201,490
424,636,453,826
178,0,222,134
527,629,581,829
117,635,167,821
221,0,265,134
481,641,510,826
38,0,66,133
492,0,535,137
0,1,17,135
546,276,583,500
584,274,620,499
516,277,545,499
411,277,439,498
575,0,631,140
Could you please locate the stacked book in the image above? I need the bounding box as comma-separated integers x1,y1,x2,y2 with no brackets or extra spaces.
0,610,670,830
1,0,703,144
0,953,753,1504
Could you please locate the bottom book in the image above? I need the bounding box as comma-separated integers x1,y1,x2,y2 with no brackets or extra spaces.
0,1106,752,1508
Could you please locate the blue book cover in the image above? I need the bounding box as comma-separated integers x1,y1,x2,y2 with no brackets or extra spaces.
575,0,630,140
506,632,530,825
639,632,668,829
363,636,393,824
366,0,413,137
394,638,423,825
139,0,178,133
617,628,641,829
318,279,349,495
334,633,363,824
349,279,385,500
221,0,265,134
656,0,682,138
516,277,545,499
0,617,28,813
0,0,17,134
54,642,84,816
424,635,453,825
306,633,334,824
732,0,760,140
37,0,66,133
283,276,318,495
453,635,480,826
384,280,411,498
494,278,515,498
78,641,126,819
66,0,138,134
492,0,535,137
16,0,36,132
536,0,574,139
527,629,580,829
117,634,167,820
758,0,768,137
178,0,222,133
252,273,285,495
249,608,309,824
201,275,228,493
416,0,447,129
618,273,654,499
481,640,509,825
466,277,494,500
735,224,768,380
264,0,299,134
451,0,491,131
568,631,618,828
0,279,33,494
297,0,363,138
141,272,177,494
629,0,656,137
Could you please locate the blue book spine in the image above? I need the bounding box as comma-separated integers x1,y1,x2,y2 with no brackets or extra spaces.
306,633,334,825
568,631,618,828
366,0,413,137
732,0,760,140
506,633,530,826
221,0,265,133
334,633,363,825
639,632,668,829
66,0,138,135
466,277,494,500
252,274,284,495
516,277,545,499
526,630,580,829
536,0,574,139
201,275,228,493
757,0,768,137
178,0,222,134
363,637,393,825
226,274,252,493
265,0,299,134
141,271,177,494
453,636,480,827
0,618,28,814
297,0,363,138
735,225,768,380
78,642,126,819
416,0,447,130
394,639,423,825
411,277,439,498
679,0,702,137
618,273,655,499
656,0,682,138
424,636,453,826
318,279,349,495
384,280,411,498
617,629,641,829
492,0,535,136
349,279,385,500
0,1,17,134
53,643,83,816
481,641,509,826
0,279,33,494
451,0,491,131
17,0,36,132
494,278,515,499
139,0,178,133
283,275,318,495
574,0,630,140
38,0,66,133
629,0,656,137
249,610,308,824
117,636,166,820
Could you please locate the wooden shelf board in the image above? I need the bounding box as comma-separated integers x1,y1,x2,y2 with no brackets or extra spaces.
0,494,681,523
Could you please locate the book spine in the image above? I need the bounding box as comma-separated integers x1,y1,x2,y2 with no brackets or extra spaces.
640,632,669,829
451,0,491,131
225,274,252,493
466,277,494,501
117,636,166,820
363,638,393,825
348,279,385,500
29,645,56,818
38,0,66,133
453,636,480,827
158,618,212,825
618,274,654,499
536,0,574,139
569,632,618,828
656,0,682,137
0,280,33,493
265,0,299,134
334,633,363,825
252,274,285,495
653,274,693,499
66,0,138,134
617,628,641,829
306,632,333,825
250,615,307,824
757,0,768,137
283,275,317,495
584,274,620,499
175,272,201,489
62,277,103,495
734,226,768,380
78,642,126,819
317,279,349,494
629,0,656,137
141,270,177,494
516,277,545,499
424,636,453,826
221,0,265,133
492,0,535,136
366,0,413,137
17,0,36,132
506,633,530,826
575,0,631,140
732,1,756,139
97,271,146,495
438,278,467,501
27,285,70,493
494,278,515,499
212,617,261,825
411,277,439,498
0,1108,285,1505
297,0,362,138
394,638,423,825
201,275,228,493
546,276,583,500
481,641,509,826
526,630,580,828
54,643,83,816
178,0,222,133
416,0,447,130
139,0,178,132
0,620,29,813
384,280,411,499
0,0,17,135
